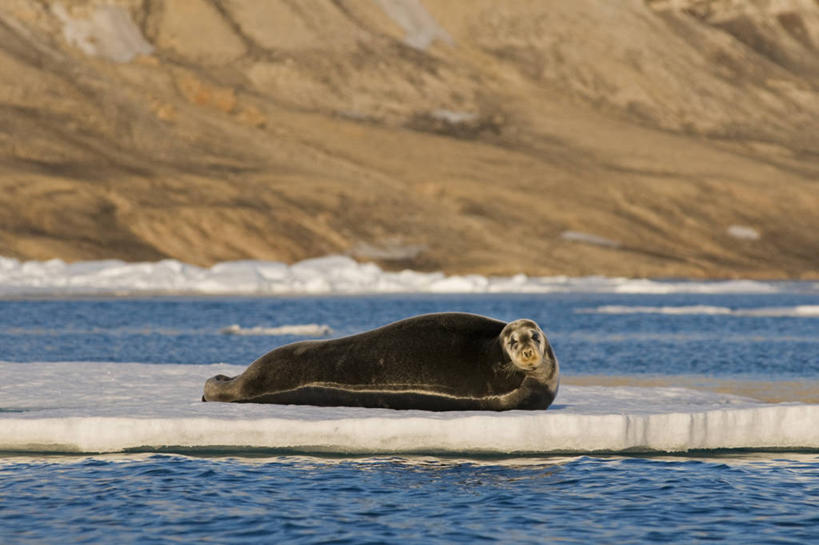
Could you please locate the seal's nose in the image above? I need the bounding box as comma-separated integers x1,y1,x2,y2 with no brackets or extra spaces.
522,348,534,359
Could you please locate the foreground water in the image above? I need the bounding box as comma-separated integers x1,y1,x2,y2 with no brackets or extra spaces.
1,291,818,543
2,453,818,544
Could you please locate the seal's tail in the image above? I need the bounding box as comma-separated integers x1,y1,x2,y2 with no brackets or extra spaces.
203,374,238,402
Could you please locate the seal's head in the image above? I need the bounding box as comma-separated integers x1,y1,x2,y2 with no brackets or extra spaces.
500,319,554,372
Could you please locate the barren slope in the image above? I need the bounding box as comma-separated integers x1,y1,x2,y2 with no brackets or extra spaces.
0,0,817,278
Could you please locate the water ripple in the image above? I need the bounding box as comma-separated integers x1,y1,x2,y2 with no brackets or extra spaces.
2,454,817,544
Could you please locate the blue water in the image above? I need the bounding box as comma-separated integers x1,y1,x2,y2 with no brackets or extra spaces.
1,292,819,543
2,293,818,376
1,454,818,544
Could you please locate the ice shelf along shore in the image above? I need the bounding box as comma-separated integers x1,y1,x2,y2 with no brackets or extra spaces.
1,362,817,455
2,256,817,296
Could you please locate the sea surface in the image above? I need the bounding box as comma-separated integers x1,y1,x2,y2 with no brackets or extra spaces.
2,292,818,543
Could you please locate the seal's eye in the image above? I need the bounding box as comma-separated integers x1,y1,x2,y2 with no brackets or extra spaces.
531,333,540,342
509,337,518,347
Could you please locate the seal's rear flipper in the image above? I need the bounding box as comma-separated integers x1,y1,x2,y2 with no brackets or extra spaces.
203,374,241,402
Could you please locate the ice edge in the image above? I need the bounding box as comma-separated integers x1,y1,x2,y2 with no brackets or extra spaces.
2,404,818,455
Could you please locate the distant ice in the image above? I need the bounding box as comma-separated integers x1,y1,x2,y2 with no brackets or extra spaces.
1,256,813,296
580,305,819,317
221,324,333,336
1,362,817,454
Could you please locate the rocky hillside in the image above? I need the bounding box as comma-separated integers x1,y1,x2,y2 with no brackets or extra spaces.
1,0,817,278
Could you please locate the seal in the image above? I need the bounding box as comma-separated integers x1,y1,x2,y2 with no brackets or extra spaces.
202,312,559,411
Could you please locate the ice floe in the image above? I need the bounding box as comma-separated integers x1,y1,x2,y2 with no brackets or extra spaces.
1,256,814,296
1,362,817,454
221,324,333,336
579,305,819,317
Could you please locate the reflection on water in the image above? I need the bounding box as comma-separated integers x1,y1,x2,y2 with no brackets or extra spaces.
2,451,818,467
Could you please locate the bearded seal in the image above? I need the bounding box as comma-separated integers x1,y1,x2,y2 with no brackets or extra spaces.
203,312,559,411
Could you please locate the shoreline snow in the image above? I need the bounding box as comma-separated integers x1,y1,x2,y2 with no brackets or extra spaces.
1,256,816,296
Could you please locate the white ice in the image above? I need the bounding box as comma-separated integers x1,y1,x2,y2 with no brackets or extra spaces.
1,362,817,454
1,256,812,296
579,305,819,317
221,324,333,336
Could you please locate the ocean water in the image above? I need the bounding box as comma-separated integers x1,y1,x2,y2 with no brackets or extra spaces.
2,453,818,544
2,291,819,543
3,293,818,377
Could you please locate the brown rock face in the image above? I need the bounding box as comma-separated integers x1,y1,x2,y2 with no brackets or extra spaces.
0,0,817,278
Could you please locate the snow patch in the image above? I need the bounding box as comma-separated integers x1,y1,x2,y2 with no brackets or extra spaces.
52,3,154,63
430,110,479,124
0,362,817,454
373,0,453,50
561,231,621,248
348,240,426,261
727,225,761,240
